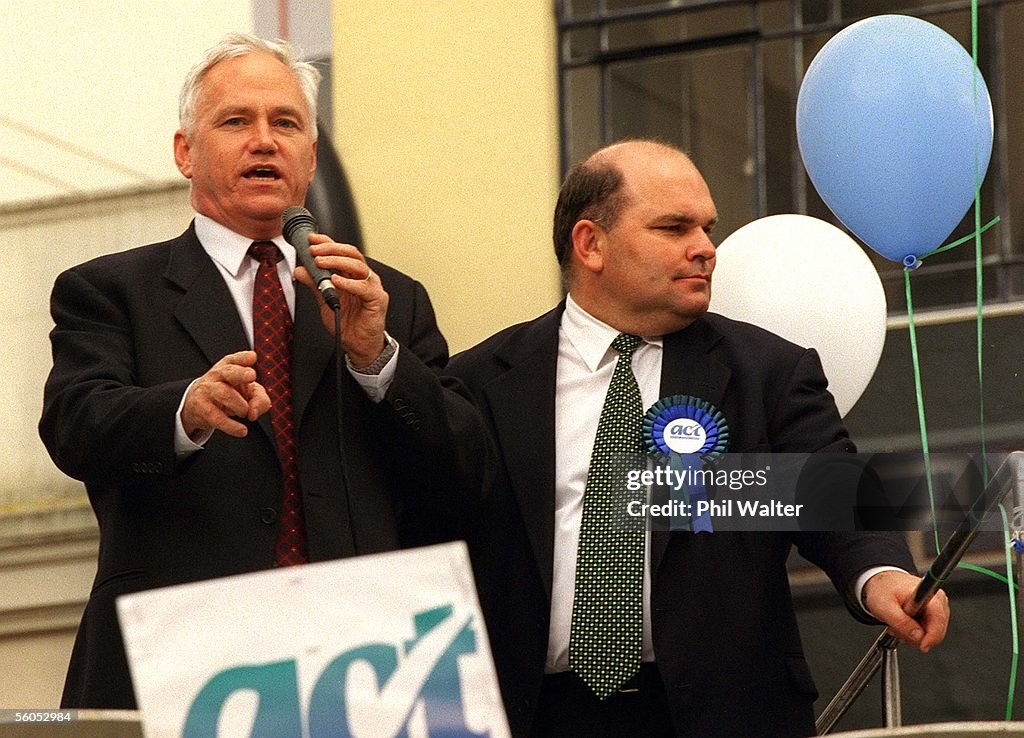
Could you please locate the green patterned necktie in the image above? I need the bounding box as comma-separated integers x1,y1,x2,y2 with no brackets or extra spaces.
569,332,645,699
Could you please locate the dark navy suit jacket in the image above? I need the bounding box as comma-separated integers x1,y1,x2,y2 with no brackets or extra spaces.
447,303,915,738
41,223,487,709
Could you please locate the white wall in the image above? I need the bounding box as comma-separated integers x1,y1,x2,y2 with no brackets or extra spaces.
1,184,195,507
1,1,251,205
0,183,194,708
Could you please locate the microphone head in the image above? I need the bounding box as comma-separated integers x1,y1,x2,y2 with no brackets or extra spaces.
281,206,317,241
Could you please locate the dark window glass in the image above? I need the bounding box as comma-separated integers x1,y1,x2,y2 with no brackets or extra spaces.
557,0,1024,482
559,0,1022,312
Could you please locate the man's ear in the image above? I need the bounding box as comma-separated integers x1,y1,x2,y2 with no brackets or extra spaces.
571,219,606,275
173,130,193,179
307,138,318,186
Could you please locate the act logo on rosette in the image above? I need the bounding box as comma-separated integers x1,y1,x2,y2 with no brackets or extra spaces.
643,395,730,534
643,395,730,461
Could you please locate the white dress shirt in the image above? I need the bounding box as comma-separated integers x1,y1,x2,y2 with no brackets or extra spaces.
545,294,888,673
173,214,397,455
547,294,663,672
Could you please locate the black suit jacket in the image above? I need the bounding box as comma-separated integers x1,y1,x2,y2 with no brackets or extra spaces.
446,303,915,738
40,224,487,709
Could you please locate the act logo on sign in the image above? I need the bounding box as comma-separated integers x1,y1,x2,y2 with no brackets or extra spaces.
184,604,489,738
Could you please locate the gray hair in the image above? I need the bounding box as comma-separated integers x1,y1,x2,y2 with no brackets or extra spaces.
178,32,321,138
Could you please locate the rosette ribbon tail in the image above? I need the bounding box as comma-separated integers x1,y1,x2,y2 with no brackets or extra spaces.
679,453,714,533
668,452,691,532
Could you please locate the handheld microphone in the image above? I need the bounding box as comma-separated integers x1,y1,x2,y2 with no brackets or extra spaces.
281,206,341,310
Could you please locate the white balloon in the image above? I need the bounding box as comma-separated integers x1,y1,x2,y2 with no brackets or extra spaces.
708,214,886,417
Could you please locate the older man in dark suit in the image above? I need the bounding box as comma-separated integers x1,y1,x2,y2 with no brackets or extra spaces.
40,33,485,709
448,139,949,737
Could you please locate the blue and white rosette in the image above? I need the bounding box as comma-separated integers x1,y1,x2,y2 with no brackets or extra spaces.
643,395,730,533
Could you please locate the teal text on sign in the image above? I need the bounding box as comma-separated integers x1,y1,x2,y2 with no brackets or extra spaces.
183,605,491,738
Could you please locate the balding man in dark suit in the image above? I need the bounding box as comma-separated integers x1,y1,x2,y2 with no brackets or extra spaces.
448,140,949,737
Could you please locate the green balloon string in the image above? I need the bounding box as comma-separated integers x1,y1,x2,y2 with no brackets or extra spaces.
971,0,989,489
905,0,1017,719
903,269,940,555
908,252,1017,718
957,561,1015,588
999,505,1019,720
952,519,1021,721
969,0,1016,718
919,216,999,259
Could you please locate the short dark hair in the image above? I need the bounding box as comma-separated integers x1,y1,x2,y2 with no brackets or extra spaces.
552,156,629,274
553,137,686,278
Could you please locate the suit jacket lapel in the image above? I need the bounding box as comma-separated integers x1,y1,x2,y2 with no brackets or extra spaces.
484,307,561,599
486,309,734,599
166,226,274,441
657,316,730,405
483,310,734,598
291,286,336,429
166,225,250,363
651,315,731,578
165,224,334,442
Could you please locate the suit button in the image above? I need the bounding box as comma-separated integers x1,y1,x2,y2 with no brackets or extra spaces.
260,508,277,524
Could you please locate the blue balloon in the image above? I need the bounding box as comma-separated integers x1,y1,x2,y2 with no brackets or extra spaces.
796,15,993,264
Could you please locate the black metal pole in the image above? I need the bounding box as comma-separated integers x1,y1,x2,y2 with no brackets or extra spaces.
816,451,1024,735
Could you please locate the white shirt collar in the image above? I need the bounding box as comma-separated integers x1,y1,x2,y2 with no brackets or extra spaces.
193,213,297,277
561,293,662,372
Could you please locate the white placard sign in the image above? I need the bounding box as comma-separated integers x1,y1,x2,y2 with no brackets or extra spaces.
116,542,509,738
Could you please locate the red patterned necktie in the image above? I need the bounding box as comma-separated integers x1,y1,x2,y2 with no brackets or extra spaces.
249,241,308,566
